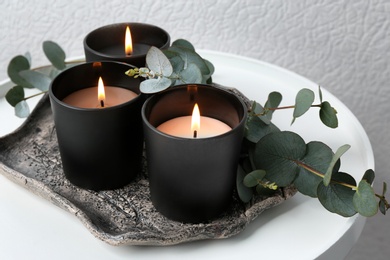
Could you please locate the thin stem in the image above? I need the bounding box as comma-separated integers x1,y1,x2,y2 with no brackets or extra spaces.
23,91,47,101
254,104,322,116
295,160,357,190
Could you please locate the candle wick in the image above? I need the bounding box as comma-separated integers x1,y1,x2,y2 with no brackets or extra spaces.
193,130,197,138
100,100,105,108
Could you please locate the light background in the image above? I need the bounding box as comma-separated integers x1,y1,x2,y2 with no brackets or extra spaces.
0,1,389,259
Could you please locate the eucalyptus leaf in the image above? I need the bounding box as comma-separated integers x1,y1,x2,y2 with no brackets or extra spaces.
7,55,33,88
163,50,184,74
362,169,375,185
353,180,378,217
323,144,350,186
43,41,66,70
15,100,30,118
146,46,173,77
264,92,282,121
243,169,267,188
294,141,333,197
236,165,253,203
140,77,172,94
19,70,51,91
177,63,202,84
202,59,215,83
24,52,32,65
292,88,315,124
251,101,271,125
317,172,357,217
254,131,306,186
172,39,195,51
204,59,215,77
320,101,338,128
168,46,210,76
5,86,24,107
245,115,279,143
379,199,387,215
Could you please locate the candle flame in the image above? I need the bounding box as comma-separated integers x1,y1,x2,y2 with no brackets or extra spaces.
98,77,105,107
191,103,200,137
125,26,133,55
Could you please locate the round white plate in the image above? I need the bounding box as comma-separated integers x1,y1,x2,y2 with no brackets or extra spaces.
0,50,374,260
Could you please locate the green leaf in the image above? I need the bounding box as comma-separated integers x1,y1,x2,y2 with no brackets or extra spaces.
236,165,253,203
264,92,282,121
146,46,173,77
140,77,172,94
19,70,51,91
43,41,66,70
245,115,280,143
320,101,338,128
362,169,375,185
353,180,378,217
177,63,202,84
254,131,306,186
379,199,387,215
24,52,32,65
203,59,215,78
294,142,333,197
7,55,33,88
243,169,267,188
168,46,210,77
250,101,270,125
317,172,357,217
5,86,24,107
14,100,30,118
292,88,315,124
323,144,350,186
379,182,388,215
172,39,195,51
163,50,184,74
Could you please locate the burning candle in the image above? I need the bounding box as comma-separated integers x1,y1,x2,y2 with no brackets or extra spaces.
142,84,247,223
49,61,144,191
62,77,138,109
157,103,232,138
84,23,170,67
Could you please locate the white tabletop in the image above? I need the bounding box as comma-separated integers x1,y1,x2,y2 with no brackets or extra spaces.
0,51,374,260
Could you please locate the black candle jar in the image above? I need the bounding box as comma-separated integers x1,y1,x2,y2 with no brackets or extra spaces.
142,84,247,223
84,22,170,67
49,61,144,191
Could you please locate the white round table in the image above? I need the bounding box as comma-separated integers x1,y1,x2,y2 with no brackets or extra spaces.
0,51,373,259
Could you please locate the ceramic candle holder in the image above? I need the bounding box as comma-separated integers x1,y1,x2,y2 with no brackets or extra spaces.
142,84,247,223
84,22,170,67
49,61,144,191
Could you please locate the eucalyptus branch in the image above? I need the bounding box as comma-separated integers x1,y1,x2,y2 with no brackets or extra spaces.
4,38,387,217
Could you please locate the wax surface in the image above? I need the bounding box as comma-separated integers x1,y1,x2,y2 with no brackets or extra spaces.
62,86,138,108
157,116,232,138
99,43,151,56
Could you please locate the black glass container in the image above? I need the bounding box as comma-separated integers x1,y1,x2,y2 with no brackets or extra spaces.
142,84,247,223
84,22,170,67
49,61,144,190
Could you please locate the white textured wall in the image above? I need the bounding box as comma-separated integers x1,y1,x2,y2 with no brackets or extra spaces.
1,0,389,258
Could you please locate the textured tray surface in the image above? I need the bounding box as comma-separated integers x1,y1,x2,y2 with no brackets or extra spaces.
0,89,296,246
